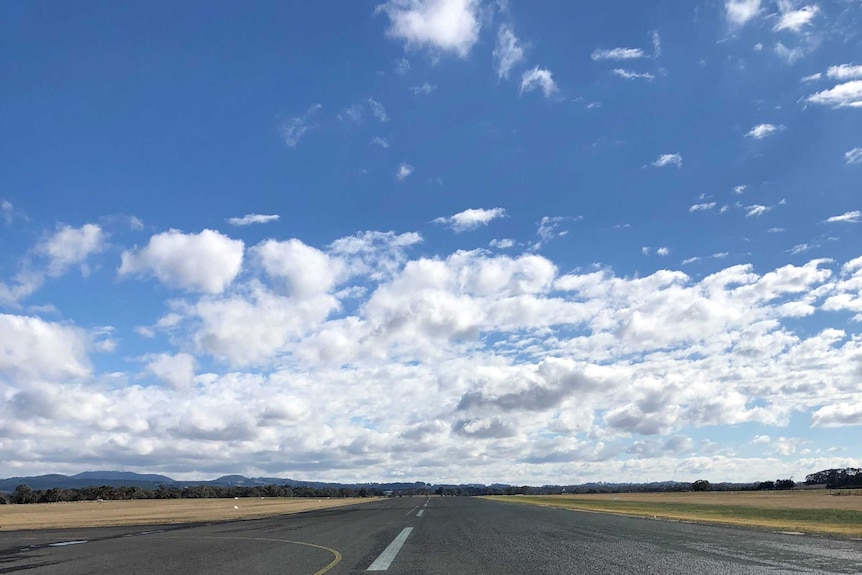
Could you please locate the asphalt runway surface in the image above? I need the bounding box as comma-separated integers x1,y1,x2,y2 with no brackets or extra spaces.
2,496,862,574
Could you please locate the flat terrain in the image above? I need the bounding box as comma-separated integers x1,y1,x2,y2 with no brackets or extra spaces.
487,491,862,537
2,496,862,574
0,497,378,530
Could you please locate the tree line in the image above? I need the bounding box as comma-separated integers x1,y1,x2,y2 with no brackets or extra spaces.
1,483,382,504
805,468,862,489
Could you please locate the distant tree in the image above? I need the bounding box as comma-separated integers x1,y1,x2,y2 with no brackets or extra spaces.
775,479,795,490
691,480,711,492
756,481,775,491
12,484,37,504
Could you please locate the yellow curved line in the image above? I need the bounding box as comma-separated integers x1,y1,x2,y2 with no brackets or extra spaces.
161,535,342,575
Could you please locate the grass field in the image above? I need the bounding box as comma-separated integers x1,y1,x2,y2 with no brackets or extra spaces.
0,497,379,531
487,491,862,538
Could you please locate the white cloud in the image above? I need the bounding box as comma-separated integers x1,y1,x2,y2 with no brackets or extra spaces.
774,3,819,32
846,148,862,164
1,200,12,225
340,99,388,123
774,42,807,64
367,98,389,122
651,31,661,58
394,57,411,74
377,0,481,58
490,238,515,249
0,314,91,381
689,202,717,212
252,239,342,298
370,136,391,148
410,82,437,94
280,104,322,147
145,353,197,390
227,214,280,226
520,67,558,97
656,247,669,256
768,227,784,233
788,243,813,254
801,72,822,82
493,24,525,80
746,123,782,139
806,80,862,108
611,69,655,81
591,48,645,61
652,153,682,168
681,256,700,265
434,207,507,232
396,163,414,181
119,229,244,294
38,223,106,276
745,204,772,217
642,246,651,256
827,64,862,80
725,0,762,26
824,211,861,224
733,185,747,194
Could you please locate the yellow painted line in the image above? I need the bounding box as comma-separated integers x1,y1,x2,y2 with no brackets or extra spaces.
161,536,342,575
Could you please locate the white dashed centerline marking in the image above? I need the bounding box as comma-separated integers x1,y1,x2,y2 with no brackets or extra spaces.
416,509,424,517
48,541,87,547
367,527,413,571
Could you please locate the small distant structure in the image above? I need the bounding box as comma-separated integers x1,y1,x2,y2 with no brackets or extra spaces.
382,490,394,498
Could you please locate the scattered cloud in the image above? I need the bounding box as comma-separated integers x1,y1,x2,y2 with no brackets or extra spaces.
377,0,482,58
394,57,411,75
490,238,515,249
801,72,822,82
493,24,526,80
768,227,785,233
652,153,682,168
651,31,661,58
846,148,862,164
39,223,107,277
1,200,12,225
145,353,197,390
119,229,244,294
745,204,772,217
746,123,783,139
656,247,669,256
611,69,655,81
788,243,813,254
725,0,762,27
520,67,558,97
410,82,437,95
370,136,391,148
827,64,862,80
434,207,507,232
774,42,807,64
824,211,861,224
228,214,280,227
340,99,388,123
689,202,717,212
396,163,414,181
807,81,862,108
774,3,819,32
591,48,645,61
733,185,747,194
280,104,322,147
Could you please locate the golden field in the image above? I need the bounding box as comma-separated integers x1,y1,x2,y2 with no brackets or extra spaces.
0,497,379,531
487,490,862,537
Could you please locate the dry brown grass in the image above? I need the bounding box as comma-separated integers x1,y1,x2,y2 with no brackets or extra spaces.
0,497,379,531
487,490,862,538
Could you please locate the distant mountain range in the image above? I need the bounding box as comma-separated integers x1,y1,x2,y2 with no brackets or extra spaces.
0,471,433,493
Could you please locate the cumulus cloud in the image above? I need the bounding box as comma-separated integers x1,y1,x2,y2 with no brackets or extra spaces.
119,229,244,294
39,223,106,277
434,207,507,232
396,163,414,181
745,204,772,217
846,148,862,164
807,81,862,108
689,202,717,212
490,238,514,249
652,153,682,168
145,353,197,390
280,104,322,147
746,123,783,139
725,0,762,27
228,214,280,226
0,314,91,381
493,24,525,80
252,239,342,297
591,48,645,61
520,67,558,98
377,0,481,58
827,64,862,80
611,69,654,80
824,211,861,224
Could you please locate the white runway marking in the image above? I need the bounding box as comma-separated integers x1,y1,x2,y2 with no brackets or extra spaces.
367,527,413,571
416,509,424,517
49,540,87,547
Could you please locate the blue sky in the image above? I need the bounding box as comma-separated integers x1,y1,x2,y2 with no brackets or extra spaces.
1,0,861,484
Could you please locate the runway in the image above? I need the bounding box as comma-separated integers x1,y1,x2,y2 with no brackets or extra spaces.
2,496,862,574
